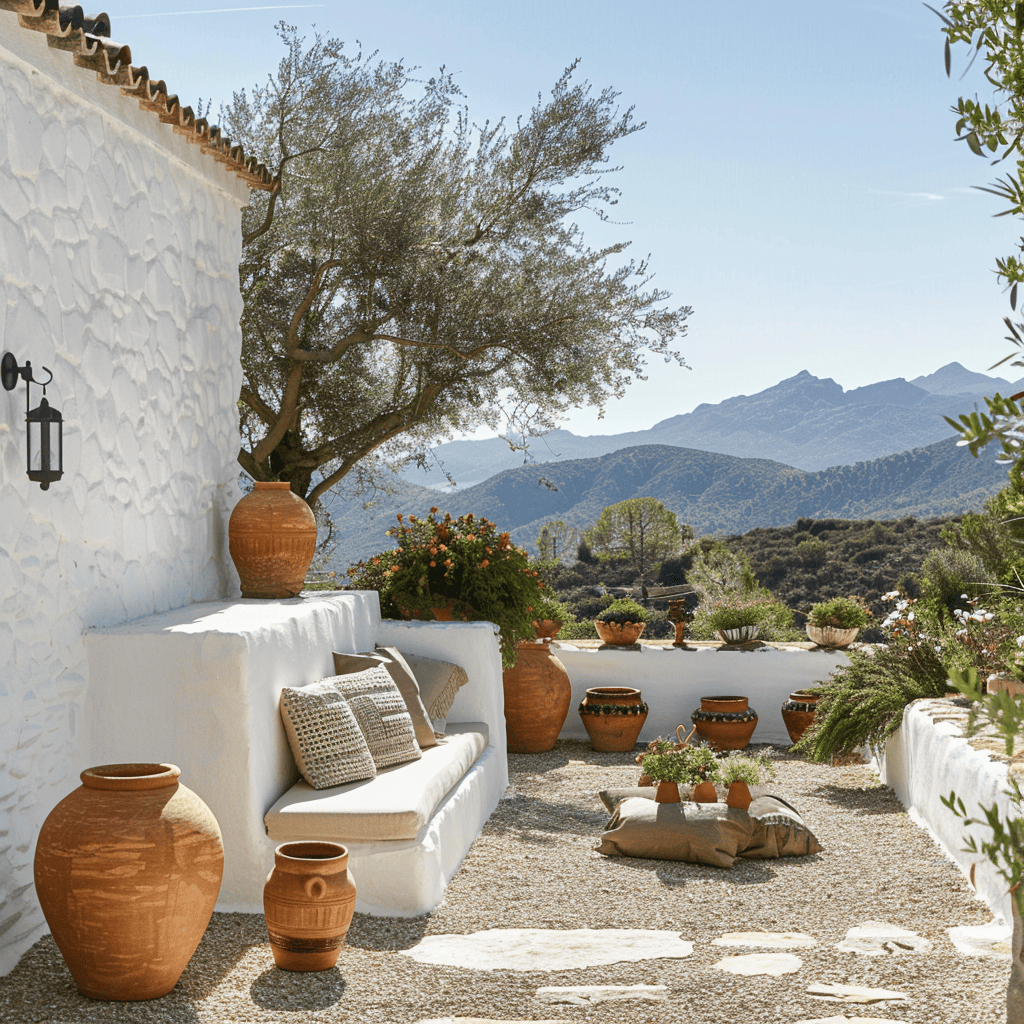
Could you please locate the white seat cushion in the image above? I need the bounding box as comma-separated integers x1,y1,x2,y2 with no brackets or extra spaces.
265,723,488,842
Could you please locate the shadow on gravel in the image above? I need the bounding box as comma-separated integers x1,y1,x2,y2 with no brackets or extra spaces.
484,794,608,844
604,853,782,888
346,911,430,951
808,782,900,815
250,966,346,1010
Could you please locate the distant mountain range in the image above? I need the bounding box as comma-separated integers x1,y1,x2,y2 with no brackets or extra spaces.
397,362,1024,488
324,433,1011,570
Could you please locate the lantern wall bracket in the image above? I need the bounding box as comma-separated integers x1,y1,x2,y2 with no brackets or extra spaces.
2,353,53,392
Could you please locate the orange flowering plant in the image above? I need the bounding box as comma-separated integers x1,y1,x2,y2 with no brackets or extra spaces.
346,509,547,668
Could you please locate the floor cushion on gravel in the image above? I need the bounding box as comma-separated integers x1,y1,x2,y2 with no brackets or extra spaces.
596,792,823,864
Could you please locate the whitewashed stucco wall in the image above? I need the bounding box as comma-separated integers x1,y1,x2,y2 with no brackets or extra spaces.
0,21,251,973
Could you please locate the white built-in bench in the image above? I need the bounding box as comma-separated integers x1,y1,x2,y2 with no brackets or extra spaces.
83,593,508,917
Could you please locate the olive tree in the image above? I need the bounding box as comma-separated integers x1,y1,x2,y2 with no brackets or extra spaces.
536,520,581,563
220,26,690,506
585,497,683,595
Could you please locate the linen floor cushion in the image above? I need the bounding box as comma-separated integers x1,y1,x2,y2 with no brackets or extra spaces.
399,652,469,722
325,665,422,770
597,793,823,864
279,680,377,790
332,648,437,749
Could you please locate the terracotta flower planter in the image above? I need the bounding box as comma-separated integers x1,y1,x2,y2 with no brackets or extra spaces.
229,481,317,598
690,695,758,751
781,689,823,744
532,619,562,641
264,841,356,972
578,687,648,751
655,780,681,803
594,620,646,646
503,640,572,752
726,780,753,811
806,624,859,648
691,780,718,803
34,763,223,1001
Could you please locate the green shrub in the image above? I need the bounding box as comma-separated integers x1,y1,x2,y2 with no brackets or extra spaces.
807,596,870,630
595,598,649,624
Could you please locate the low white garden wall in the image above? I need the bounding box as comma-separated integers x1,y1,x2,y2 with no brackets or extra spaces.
879,698,1018,924
553,643,851,747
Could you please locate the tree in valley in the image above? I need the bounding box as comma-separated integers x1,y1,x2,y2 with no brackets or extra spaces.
584,497,684,596
220,26,691,507
535,521,581,563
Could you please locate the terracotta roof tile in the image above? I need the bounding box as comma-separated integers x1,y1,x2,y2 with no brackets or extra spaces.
1,0,277,192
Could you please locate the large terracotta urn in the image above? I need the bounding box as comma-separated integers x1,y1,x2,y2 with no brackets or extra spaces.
264,841,357,971
228,481,317,598
34,763,223,1001
503,640,572,753
690,695,758,751
578,686,648,751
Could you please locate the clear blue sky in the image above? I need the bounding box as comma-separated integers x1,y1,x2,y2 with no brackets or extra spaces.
106,1,1015,435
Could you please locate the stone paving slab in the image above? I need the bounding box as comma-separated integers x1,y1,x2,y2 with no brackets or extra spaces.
536,984,668,1005
712,930,817,949
793,1017,907,1024
711,952,803,976
836,920,932,956
806,983,909,1004
401,928,694,971
948,922,1013,958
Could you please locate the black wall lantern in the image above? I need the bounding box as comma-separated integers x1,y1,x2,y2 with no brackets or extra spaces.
2,352,63,490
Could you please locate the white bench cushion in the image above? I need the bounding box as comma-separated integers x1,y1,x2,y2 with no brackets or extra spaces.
265,722,488,842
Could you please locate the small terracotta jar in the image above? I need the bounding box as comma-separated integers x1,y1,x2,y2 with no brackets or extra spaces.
726,780,753,811
264,842,357,971
655,780,681,803
691,781,718,803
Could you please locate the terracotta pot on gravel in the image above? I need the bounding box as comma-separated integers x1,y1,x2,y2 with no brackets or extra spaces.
690,695,758,751
228,481,317,598
264,842,356,972
578,686,649,751
503,640,572,753
781,689,824,744
34,763,223,1001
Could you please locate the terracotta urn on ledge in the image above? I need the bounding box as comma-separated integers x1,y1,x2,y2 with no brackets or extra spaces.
229,481,317,598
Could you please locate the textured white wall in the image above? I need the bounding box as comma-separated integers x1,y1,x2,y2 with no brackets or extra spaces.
0,22,250,973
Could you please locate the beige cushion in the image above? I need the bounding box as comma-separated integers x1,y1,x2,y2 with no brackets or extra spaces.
279,680,376,790
333,649,437,749
401,652,468,721
265,723,489,842
325,665,421,770
597,793,823,864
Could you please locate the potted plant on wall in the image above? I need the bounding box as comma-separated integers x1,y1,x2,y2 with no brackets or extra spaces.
805,596,870,648
346,509,546,668
707,601,766,643
594,598,649,646
719,750,775,810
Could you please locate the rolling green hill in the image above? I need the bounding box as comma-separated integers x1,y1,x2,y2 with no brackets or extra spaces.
323,435,1010,570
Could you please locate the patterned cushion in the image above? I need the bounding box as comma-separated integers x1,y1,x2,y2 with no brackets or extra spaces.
326,665,422,770
400,653,469,722
279,680,377,790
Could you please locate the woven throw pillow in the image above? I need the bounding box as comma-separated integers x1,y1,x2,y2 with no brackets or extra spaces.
279,681,377,790
399,652,468,721
326,665,422,770
332,648,437,749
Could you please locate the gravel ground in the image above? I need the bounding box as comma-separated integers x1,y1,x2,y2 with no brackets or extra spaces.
0,742,1010,1023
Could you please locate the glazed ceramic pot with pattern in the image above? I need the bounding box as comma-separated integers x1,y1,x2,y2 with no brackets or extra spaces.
264,842,357,971
229,481,318,598
578,686,649,751
717,625,761,644
594,620,646,646
781,689,824,744
34,763,223,1001
690,695,758,751
806,624,859,648
503,640,573,753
